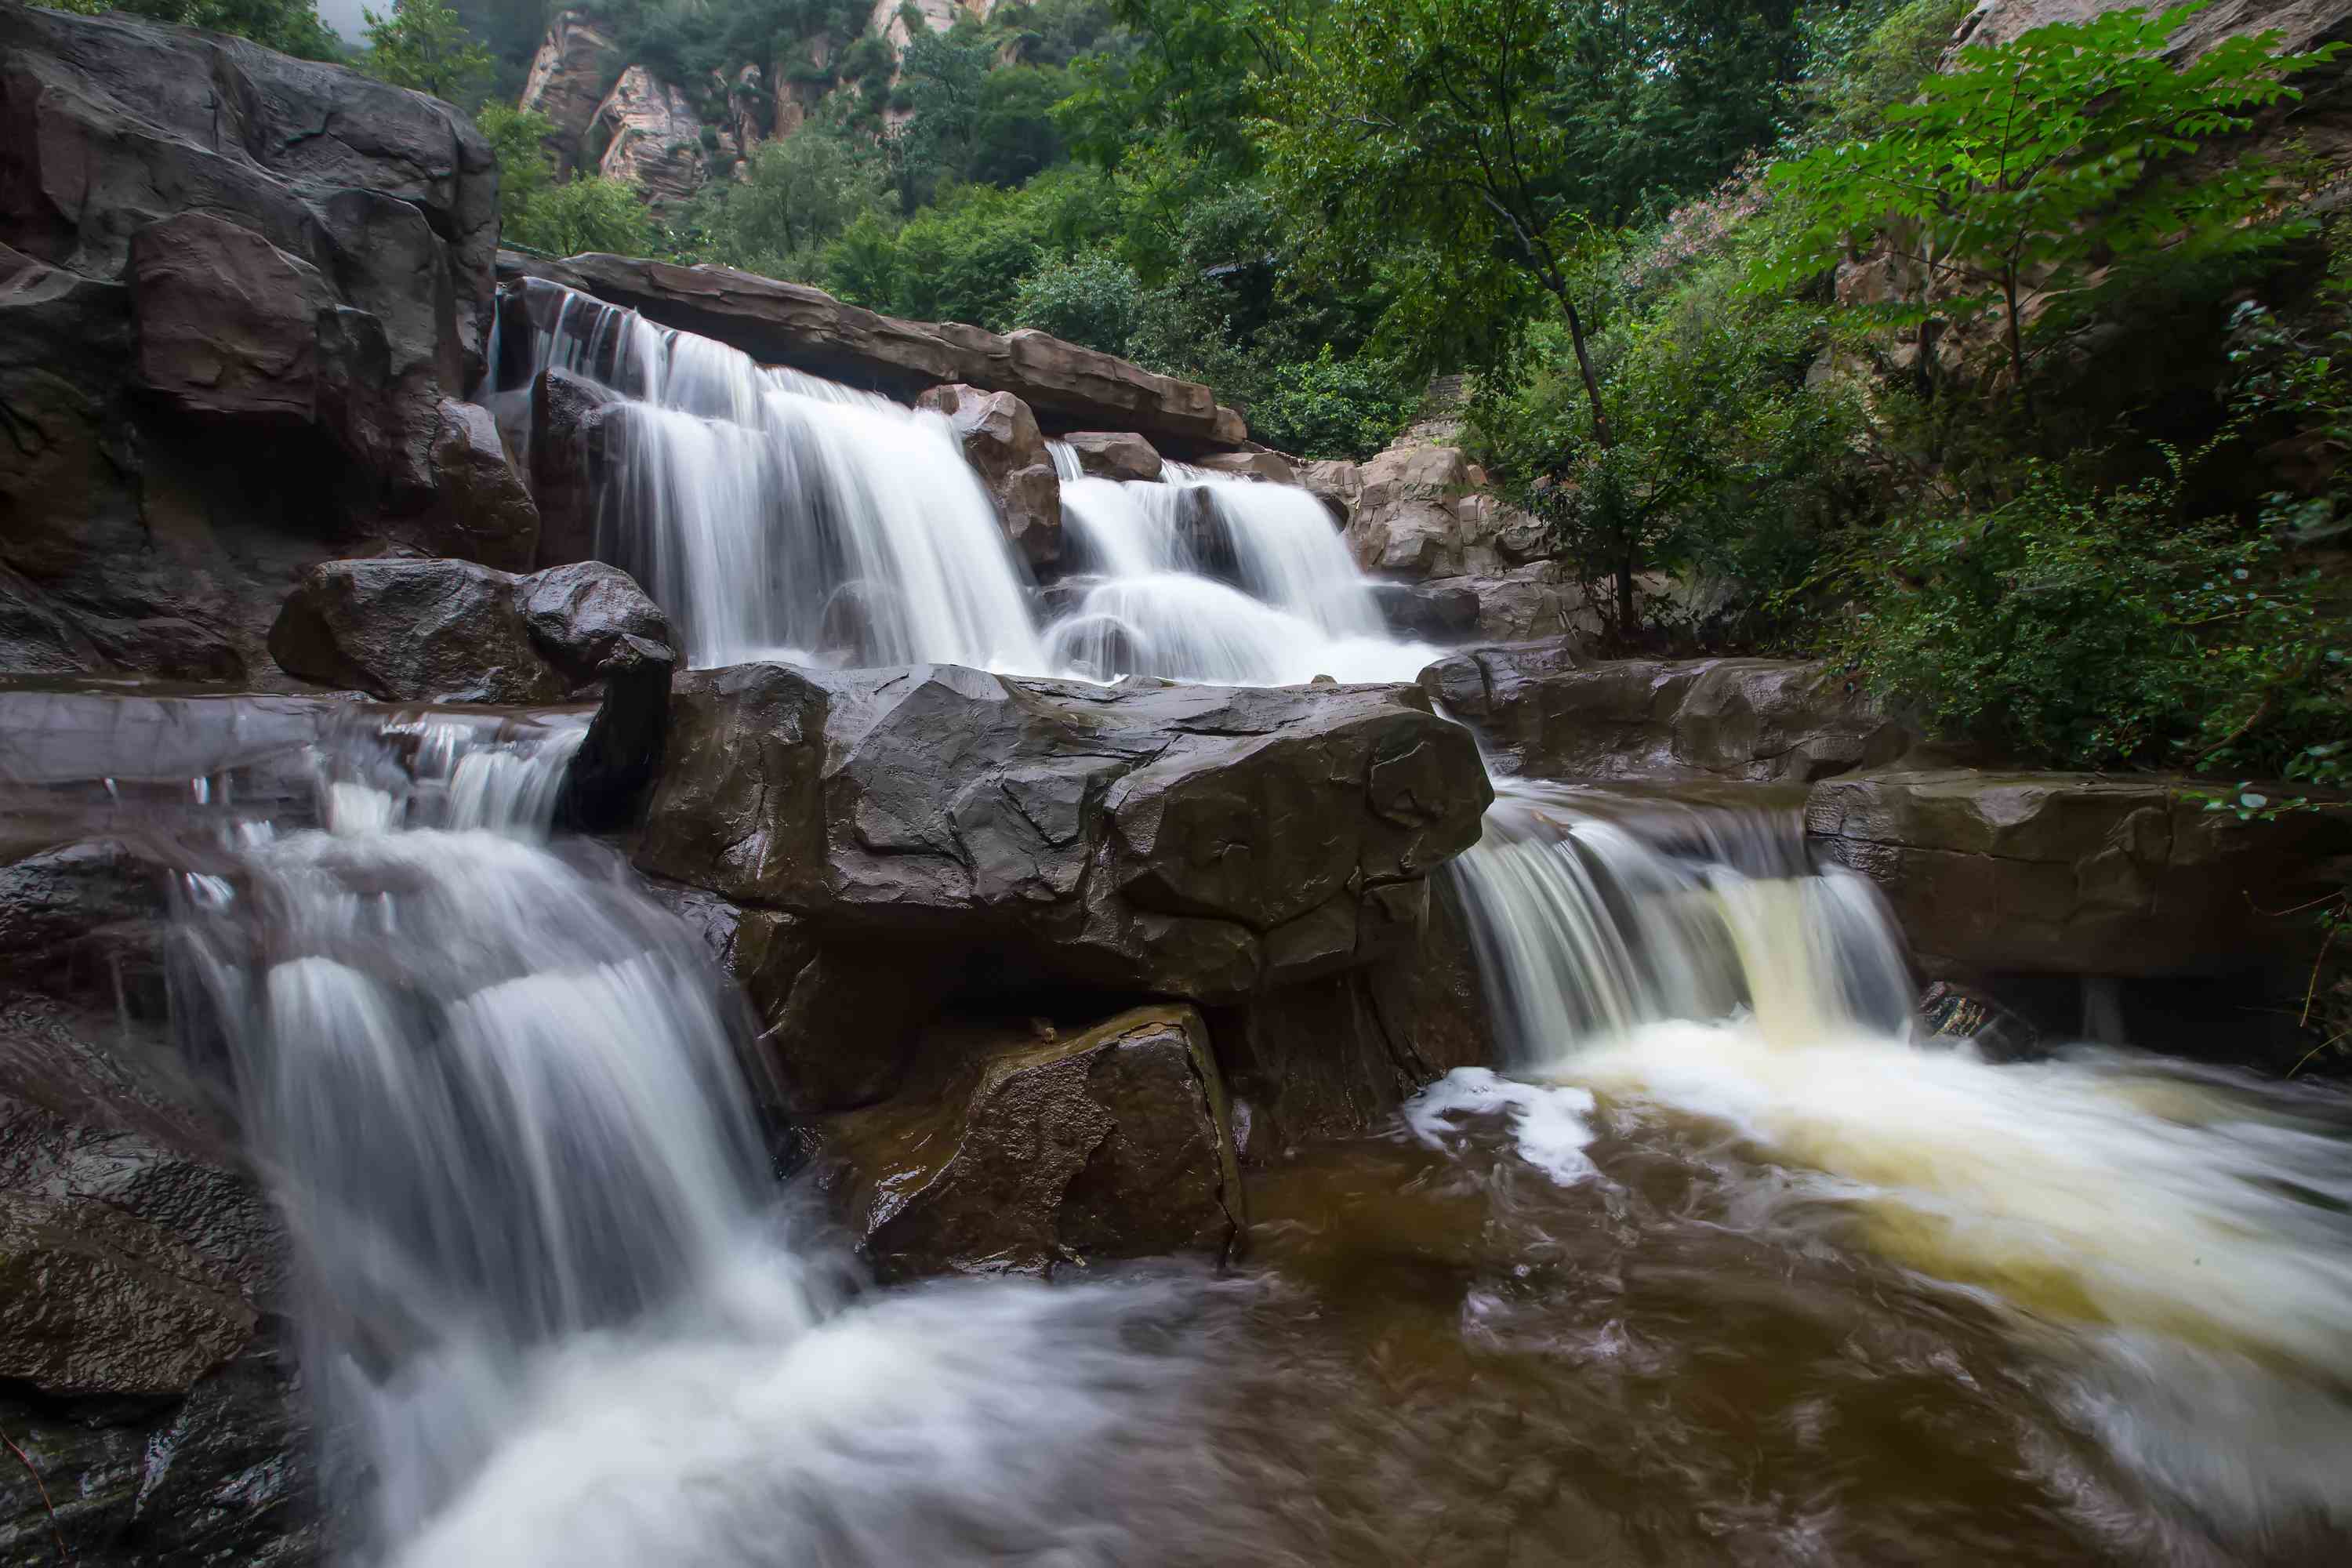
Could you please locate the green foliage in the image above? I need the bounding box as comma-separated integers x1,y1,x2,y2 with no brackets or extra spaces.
45,0,341,58
1755,3,2336,395
1245,348,1414,460
1473,254,1875,637
693,129,888,274
476,103,556,235
510,174,659,257
1005,249,1144,352
361,0,495,104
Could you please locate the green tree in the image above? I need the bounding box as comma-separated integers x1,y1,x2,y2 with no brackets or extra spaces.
46,0,339,58
361,0,493,106
1755,3,2335,407
511,176,658,258
474,103,556,236
698,132,889,274
1007,249,1144,351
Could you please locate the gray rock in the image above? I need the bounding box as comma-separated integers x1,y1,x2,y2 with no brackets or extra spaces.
916,383,1063,569
635,662,1493,1004
1060,430,1164,482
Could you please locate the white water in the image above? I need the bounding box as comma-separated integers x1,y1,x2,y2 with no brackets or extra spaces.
170,715,1225,1563
491,280,1434,685
1443,776,2352,1528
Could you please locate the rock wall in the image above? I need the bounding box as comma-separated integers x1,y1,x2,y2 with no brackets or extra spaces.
517,9,622,176
0,3,530,684
593,64,713,215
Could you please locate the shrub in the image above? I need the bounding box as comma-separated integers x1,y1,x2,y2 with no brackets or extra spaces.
1005,249,1142,353
1244,349,1414,461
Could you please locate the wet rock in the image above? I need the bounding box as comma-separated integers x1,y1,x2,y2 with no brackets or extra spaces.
0,5,509,680
820,1005,1243,1280
270,556,675,705
1806,769,2352,978
518,9,624,176
1425,649,1911,783
1213,878,1494,1157
916,383,1063,569
528,365,623,568
1367,579,1482,640
414,397,541,572
503,252,1251,449
1192,449,1298,485
1347,445,1480,578
634,662,1493,1003
1916,979,2045,1062
1061,430,1164,483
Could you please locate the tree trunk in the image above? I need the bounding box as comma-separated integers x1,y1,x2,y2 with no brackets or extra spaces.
1614,555,1635,631
1557,288,1613,448
2002,271,2033,422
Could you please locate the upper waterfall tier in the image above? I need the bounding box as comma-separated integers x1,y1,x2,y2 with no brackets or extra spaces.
487,279,1437,685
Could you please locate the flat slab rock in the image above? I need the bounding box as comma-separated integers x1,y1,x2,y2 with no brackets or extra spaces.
819,1005,1243,1280
1806,769,2352,978
633,662,1493,1002
1423,646,1914,783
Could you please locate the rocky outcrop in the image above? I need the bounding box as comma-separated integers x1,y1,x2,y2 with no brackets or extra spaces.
1424,648,1915,782
819,1005,1243,1279
270,556,676,704
1345,445,1546,580
635,662,1493,1004
916,383,1063,569
501,252,1252,450
1806,770,2352,978
1298,457,1363,525
593,64,710,214
518,9,624,176
1062,430,1165,482
0,5,520,684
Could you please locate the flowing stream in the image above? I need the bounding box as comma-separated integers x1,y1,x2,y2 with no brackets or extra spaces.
140,280,2352,1563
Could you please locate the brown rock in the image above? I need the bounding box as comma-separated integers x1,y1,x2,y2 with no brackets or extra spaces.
1192,448,1298,485
1347,444,1480,578
1424,650,1912,783
504,253,1252,449
519,10,624,176
1805,769,2352,978
593,65,710,215
412,397,541,571
528,364,622,566
916,383,1063,569
821,1005,1243,1280
1061,430,1164,482
1298,457,1362,525
129,212,335,423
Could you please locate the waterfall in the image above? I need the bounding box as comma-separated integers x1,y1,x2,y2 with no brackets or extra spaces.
1439,775,2352,1523
166,712,1225,1564
495,278,1047,672
493,281,1434,685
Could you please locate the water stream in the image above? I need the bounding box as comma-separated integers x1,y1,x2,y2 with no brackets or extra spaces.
125,279,2352,1562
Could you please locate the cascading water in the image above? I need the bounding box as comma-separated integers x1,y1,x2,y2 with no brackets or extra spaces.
492,278,1047,671
1434,775,2352,1538
486,280,1432,685
165,710,1234,1566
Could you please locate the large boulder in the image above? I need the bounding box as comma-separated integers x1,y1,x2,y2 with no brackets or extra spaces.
1191,449,1298,485
503,252,1252,450
819,1005,1243,1280
1298,457,1363,526
1806,769,2352,978
634,662,1494,1004
517,9,624,176
0,5,521,681
916,383,1063,569
1061,430,1164,482
270,557,677,704
1344,441,1552,583
1424,649,1915,783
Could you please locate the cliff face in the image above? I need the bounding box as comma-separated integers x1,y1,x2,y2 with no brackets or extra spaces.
517,9,622,176
593,63,713,213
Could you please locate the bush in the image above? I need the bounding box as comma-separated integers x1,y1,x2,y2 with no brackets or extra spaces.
1245,349,1414,461
1005,249,1142,353
510,176,658,259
